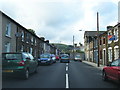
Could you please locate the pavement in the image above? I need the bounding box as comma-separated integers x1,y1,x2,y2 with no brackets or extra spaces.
82,60,105,70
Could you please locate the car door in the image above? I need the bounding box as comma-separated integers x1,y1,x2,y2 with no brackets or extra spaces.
28,54,37,73
109,59,119,81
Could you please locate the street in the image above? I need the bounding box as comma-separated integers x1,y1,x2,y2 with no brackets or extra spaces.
2,60,119,88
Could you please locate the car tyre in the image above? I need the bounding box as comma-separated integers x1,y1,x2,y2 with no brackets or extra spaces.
23,69,29,80
102,71,108,81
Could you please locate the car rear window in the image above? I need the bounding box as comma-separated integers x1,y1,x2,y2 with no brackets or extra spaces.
75,56,80,58
41,54,50,58
3,53,22,60
61,55,69,58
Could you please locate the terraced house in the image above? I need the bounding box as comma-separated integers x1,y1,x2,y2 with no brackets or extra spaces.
107,24,120,63
0,11,59,62
84,23,120,66
84,31,105,63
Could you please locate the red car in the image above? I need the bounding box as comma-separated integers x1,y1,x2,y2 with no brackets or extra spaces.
55,55,59,60
102,59,120,83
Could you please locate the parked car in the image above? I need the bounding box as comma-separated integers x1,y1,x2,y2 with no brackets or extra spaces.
38,53,52,65
60,54,70,63
102,59,120,83
51,54,56,63
2,52,38,79
74,55,82,62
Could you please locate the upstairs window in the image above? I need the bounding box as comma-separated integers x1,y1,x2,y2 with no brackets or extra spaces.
26,33,29,43
21,45,24,52
31,36,34,44
21,31,24,42
114,29,118,42
6,23,11,37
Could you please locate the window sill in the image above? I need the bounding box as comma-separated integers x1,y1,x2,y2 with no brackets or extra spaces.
5,35,11,39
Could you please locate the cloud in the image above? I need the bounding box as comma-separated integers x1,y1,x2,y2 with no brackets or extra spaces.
0,0,119,45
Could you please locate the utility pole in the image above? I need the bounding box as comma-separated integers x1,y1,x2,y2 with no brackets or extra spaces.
73,35,75,60
97,12,100,67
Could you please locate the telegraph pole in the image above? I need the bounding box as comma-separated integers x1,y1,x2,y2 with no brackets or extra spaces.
97,12,100,67
73,35,75,60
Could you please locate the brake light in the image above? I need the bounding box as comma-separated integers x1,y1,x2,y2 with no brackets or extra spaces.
18,60,25,66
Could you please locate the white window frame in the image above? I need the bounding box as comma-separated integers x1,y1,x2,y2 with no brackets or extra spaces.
31,36,33,44
5,22,11,37
21,45,24,52
108,47,112,62
114,46,119,60
114,28,118,42
30,47,33,54
21,31,24,42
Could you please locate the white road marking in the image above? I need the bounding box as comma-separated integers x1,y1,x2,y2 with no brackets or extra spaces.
66,74,69,88
66,66,68,71
66,63,68,66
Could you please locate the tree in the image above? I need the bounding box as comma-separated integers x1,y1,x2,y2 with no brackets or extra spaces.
27,29,36,35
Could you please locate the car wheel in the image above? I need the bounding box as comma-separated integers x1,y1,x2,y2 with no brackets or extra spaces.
35,66,38,73
23,69,29,80
102,71,108,81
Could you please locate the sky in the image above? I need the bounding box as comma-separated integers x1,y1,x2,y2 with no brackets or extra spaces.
0,0,119,45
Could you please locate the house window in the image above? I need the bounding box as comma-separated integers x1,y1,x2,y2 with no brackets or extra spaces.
114,47,119,60
31,36,33,44
5,42,10,52
114,29,118,42
21,45,24,52
26,33,29,43
6,23,11,37
30,47,33,54
21,31,24,42
108,48,112,62
35,39,37,46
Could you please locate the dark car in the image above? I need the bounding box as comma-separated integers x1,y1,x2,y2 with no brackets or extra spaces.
102,59,120,83
38,54,52,65
60,54,70,63
2,52,38,79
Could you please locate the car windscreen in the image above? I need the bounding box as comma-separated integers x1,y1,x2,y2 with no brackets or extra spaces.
40,54,50,58
61,55,69,58
75,56,80,58
2,53,22,60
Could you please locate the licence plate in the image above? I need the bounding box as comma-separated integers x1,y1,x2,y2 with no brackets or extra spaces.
41,61,46,63
3,70,13,72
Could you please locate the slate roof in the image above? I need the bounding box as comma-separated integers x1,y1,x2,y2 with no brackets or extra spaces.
84,31,106,37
